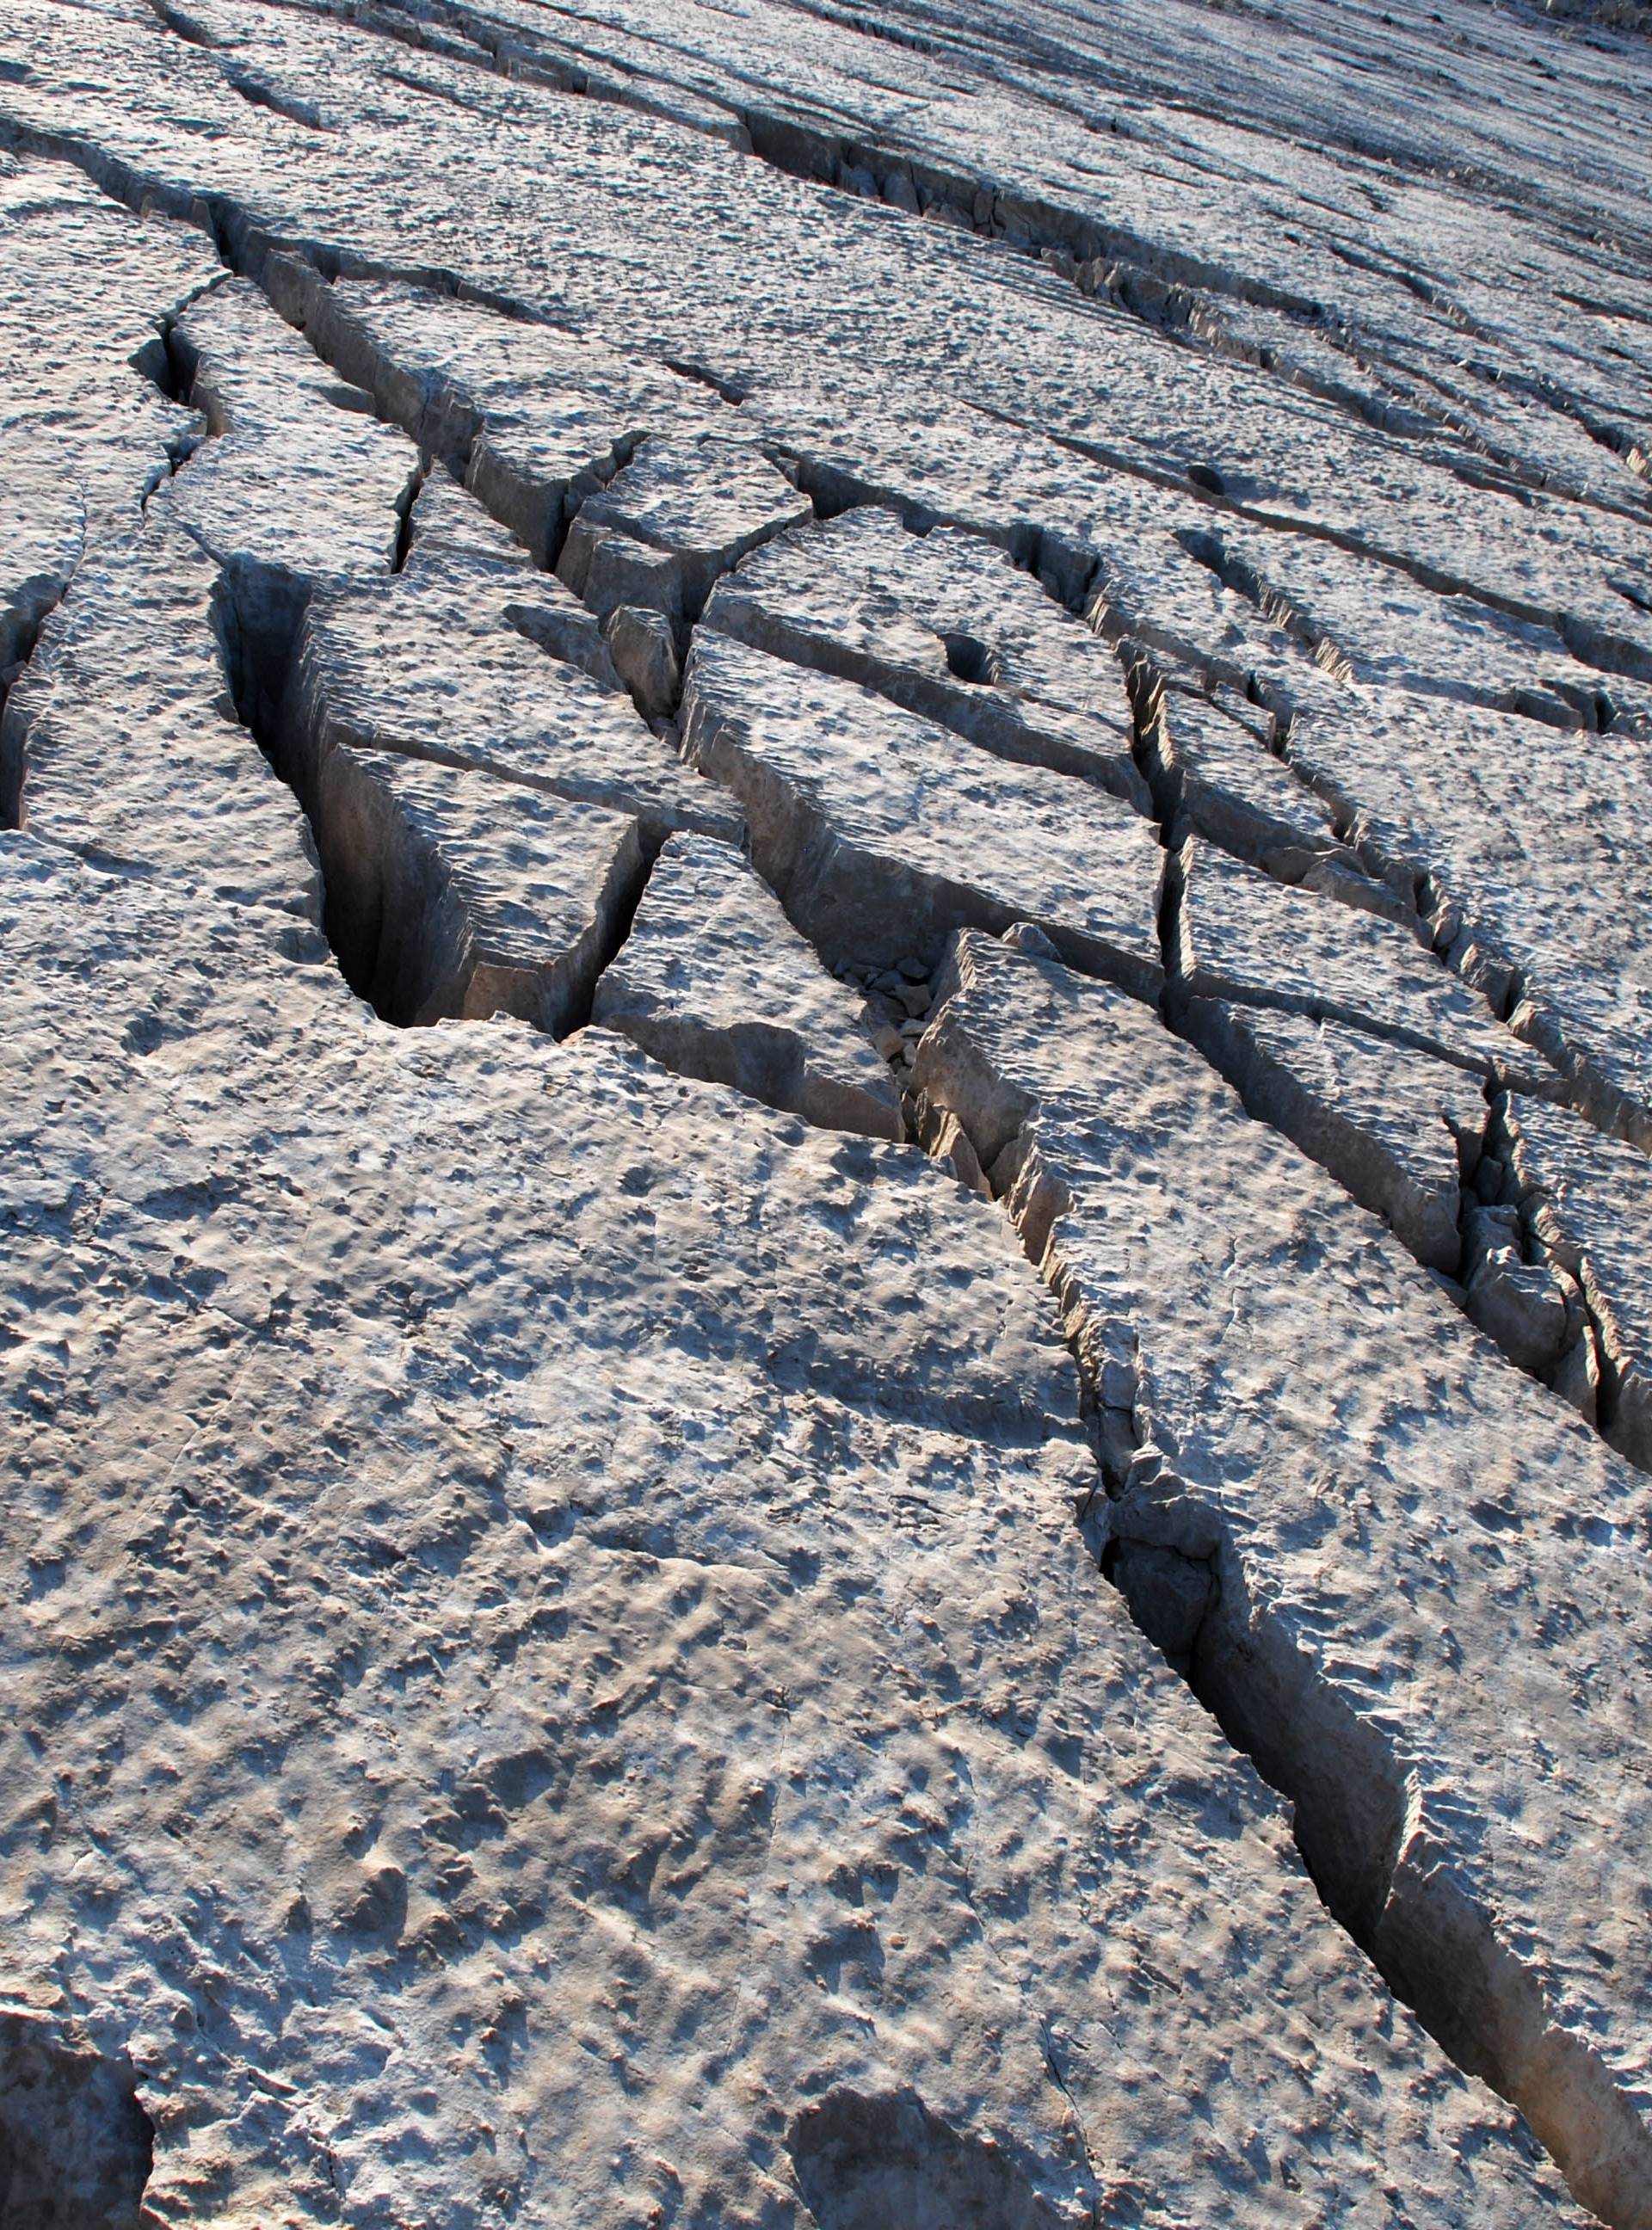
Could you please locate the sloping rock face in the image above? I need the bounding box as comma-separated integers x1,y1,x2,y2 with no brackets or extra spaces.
1,0,1650,2226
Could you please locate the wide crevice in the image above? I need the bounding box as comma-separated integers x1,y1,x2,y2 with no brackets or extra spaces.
919,1053,1652,2230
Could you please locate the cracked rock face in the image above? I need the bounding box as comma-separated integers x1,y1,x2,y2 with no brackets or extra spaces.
3,0,1652,2224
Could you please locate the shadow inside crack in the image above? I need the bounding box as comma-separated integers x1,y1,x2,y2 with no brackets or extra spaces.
0,2014,152,2230
788,2088,1068,2230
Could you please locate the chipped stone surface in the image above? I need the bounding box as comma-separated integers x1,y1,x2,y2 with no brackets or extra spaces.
315,744,644,1031
1285,685,1652,1148
1174,835,1554,1087
702,504,1150,806
0,521,322,924
593,832,905,1139
1150,682,1342,874
682,631,1166,993
0,158,214,673
1507,1094,1652,1473
0,838,1583,2229
915,930,1652,2225
1180,997,1486,1271
294,567,737,845
167,279,416,686
4,0,1652,2220
558,434,811,627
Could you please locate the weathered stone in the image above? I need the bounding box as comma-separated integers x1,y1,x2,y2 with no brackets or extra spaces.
0,839,1578,2228
0,158,214,675
915,928,1652,2227
402,459,533,581
1180,997,1486,1271
1150,681,1343,874
592,831,904,1137
681,631,1165,993
315,742,644,1030
293,568,738,846
604,601,681,719
558,434,811,625
1286,683,1652,1151
1506,1094,1652,1473
166,279,418,704
701,503,1150,807
1174,835,1555,1087
288,275,726,564
3,0,1652,2219
0,521,322,926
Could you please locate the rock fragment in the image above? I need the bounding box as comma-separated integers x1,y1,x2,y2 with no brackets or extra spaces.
1149,682,1343,874
1173,835,1553,1086
681,631,1165,992
293,568,738,847
593,832,905,1138
1180,998,1486,1271
558,434,811,629
315,743,644,1030
915,927,1652,2227
701,503,1150,806
1505,1094,1652,1470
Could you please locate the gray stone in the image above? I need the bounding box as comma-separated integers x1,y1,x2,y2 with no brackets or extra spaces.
915,928,1652,2226
591,832,904,1138
0,521,322,926
314,742,644,1031
558,434,811,625
0,158,215,675
1174,835,1555,1087
166,278,418,700
604,601,681,720
0,838,1576,2229
402,459,533,581
1180,998,1486,1271
1506,1094,1652,1473
702,503,1150,808
681,631,1165,994
1150,682,1343,876
293,567,738,847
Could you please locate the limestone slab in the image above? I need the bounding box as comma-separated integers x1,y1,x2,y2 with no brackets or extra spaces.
681,630,1165,994
592,831,904,1139
315,742,644,1031
1175,834,1554,1087
0,158,214,673
0,836,1584,2228
0,522,322,925
915,927,1652,2226
1285,682,1652,1153
288,274,727,565
1507,1094,1652,1475
166,279,418,695
293,569,739,846
558,434,811,625
1181,998,1486,1272
701,503,1150,807
1151,682,1342,874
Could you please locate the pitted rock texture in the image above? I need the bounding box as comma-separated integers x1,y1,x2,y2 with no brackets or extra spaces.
3,0,1652,2224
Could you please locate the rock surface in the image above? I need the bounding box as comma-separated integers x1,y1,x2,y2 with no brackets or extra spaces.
915,930,1652,2227
681,631,1167,993
592,832,906,1139
3,0,1652,2221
